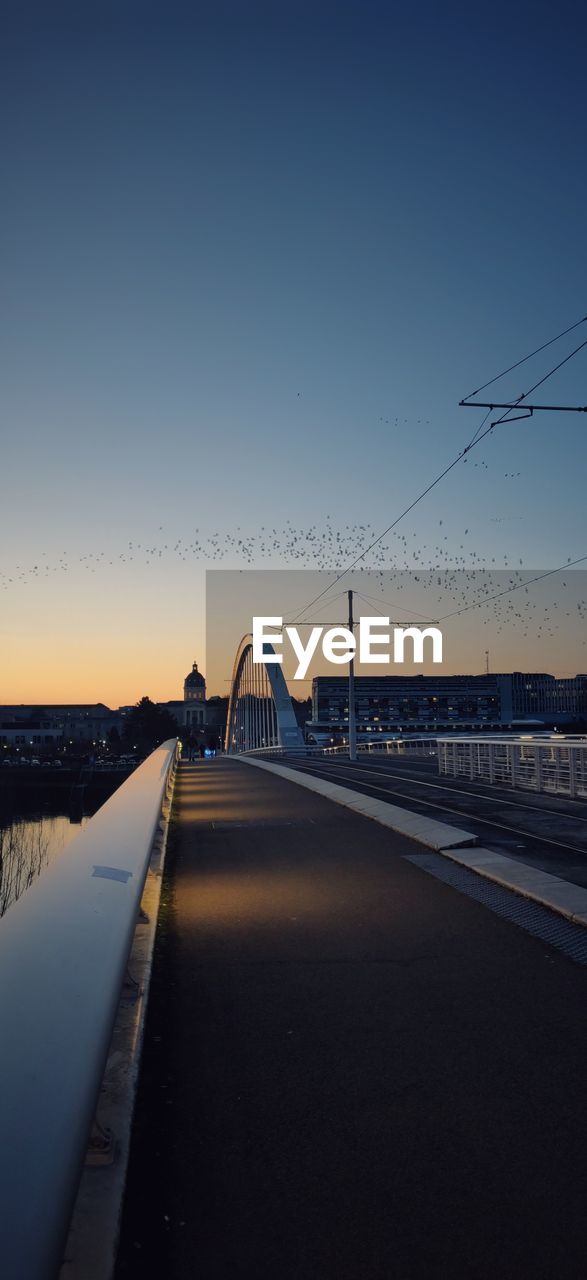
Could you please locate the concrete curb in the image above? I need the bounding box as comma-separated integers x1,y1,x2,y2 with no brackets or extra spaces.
236,756,587,930
236,755,477,850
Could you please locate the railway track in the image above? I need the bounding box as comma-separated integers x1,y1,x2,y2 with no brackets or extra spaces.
279,754,587,888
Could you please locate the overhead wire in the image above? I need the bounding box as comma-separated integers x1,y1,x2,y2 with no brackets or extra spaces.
287,316,587,625
462,312,587,400
433,553,587,623
505,334,587,409
287,409,509,623
353,588,439,623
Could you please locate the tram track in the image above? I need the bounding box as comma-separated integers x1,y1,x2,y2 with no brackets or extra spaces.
313,757,587,821
277,754,587,887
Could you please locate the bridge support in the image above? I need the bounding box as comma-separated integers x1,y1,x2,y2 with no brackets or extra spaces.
225,635,304,753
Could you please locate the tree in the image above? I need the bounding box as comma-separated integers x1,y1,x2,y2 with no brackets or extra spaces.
122,697,179,754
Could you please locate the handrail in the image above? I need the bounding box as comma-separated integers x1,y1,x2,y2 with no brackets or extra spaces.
0,738,179,1280
437,735,587,798
236,745,342,758
237,739,439,759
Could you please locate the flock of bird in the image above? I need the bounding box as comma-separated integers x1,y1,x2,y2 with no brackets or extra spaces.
1,387,584,655
346,529,587,644
2,504,586,650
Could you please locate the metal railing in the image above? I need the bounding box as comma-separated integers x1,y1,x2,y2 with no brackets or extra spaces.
236,737,439,760
0,738,179,1280
340,737,439,757
233,744,335,759
437,735,587,798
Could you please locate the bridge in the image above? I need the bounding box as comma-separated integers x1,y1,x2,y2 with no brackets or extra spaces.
1,643,587,1280
225,633,304,752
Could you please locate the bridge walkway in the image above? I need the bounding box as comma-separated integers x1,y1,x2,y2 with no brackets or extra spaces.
115,759,587,1279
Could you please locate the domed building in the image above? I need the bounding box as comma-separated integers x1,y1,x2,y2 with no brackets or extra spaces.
183,661,206,728
184,661,206,704
158,661,207,731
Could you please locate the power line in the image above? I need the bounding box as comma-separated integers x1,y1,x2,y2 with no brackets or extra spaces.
461,334,587,417
434,554,587,623
288,410,506,623
350,563,587,633
512,334,587,403
288,315,587,625
283,589,348,624
353,589,438,623
352,591,436,629
251,565,587,696
463,407,492,448
461,312,587,401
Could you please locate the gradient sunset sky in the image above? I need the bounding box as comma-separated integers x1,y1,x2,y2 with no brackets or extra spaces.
2,1,586,704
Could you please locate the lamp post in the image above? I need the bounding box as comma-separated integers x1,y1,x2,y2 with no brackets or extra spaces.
348,589,357,762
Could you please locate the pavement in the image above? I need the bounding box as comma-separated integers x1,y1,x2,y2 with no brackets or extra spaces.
115,759,587,1280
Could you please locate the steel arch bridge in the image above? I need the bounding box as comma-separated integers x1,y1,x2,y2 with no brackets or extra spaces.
225,635,304,753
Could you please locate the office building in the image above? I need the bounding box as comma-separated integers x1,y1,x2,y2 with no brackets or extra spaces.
306,672,587,743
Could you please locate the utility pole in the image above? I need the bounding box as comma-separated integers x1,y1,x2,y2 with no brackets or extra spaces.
485,649,490,675
348,589,357,762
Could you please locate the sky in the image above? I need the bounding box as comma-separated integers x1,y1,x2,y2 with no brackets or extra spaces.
1,1,587,705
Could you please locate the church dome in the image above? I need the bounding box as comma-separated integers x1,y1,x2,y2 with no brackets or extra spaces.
185,662,205,689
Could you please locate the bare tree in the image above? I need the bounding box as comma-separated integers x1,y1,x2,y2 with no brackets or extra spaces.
0,821,51,917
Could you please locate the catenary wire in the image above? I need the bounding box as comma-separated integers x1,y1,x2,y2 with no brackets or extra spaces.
462,312,587,400
433,553,587,622
288,319,587,625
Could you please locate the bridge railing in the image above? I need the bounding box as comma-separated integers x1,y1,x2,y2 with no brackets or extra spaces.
236,738,438,759
235,745,338,759
345,738,439,757
437,735,587,797
0,738,179,1280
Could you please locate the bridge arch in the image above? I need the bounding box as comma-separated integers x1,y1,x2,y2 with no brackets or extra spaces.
225,635,304,753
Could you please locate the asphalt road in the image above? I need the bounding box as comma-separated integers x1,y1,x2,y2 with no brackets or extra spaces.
280,754,587,889
116,760,587,1280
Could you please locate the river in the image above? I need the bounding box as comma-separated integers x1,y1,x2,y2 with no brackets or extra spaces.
0,766,131,919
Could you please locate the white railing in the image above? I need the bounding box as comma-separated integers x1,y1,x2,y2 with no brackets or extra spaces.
437,735,587,798
238,737,438,760
348,737,438,757
0,738,179,1280
236,745,337,759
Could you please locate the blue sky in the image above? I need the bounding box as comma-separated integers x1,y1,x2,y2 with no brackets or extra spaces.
1,1,586,702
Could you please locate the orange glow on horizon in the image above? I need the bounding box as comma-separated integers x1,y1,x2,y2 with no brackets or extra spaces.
1,621,207,708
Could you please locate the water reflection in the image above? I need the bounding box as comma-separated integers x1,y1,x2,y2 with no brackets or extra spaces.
0,769,128,919
0,814,88,918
